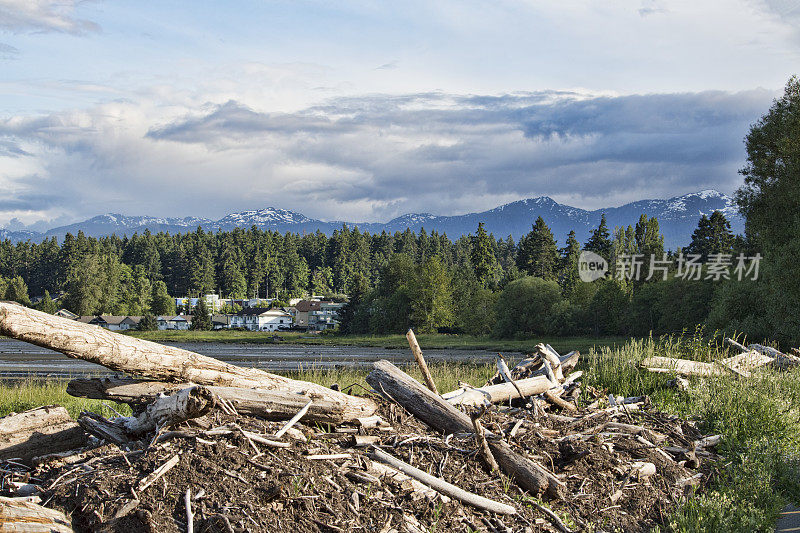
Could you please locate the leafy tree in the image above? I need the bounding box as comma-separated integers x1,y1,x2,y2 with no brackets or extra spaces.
190,297,212,330
337,272,369,334
494,276,562,337
585,214,612,260
408,257,453,333
470,223,500,288
138,313,158,331
634,214,665,281
516,217,559,280
587,279,630,335
151,281,176,316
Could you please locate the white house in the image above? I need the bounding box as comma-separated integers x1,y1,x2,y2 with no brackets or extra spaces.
229,308,293,331
156,315,192,330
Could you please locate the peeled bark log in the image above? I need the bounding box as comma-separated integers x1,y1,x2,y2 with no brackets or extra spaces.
642,357,722,377
442,376,553,407
367,360,565,498
67,377,347,423
0,406,86,464
0,302,375,423
535,344,563,381
0,496,73,532
406,329,438,395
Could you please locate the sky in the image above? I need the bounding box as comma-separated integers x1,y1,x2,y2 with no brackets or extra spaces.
0,0,799,230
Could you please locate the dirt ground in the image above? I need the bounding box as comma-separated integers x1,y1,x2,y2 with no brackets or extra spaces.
16,398,714,533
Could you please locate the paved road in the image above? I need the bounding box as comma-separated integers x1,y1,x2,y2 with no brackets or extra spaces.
776,505,800,532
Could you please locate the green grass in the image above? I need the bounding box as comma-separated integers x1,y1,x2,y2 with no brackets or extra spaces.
0,379,131,419
128,329,625,354
582,334,800,532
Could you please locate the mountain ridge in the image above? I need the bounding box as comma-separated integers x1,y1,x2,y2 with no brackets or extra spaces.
0,190,744,250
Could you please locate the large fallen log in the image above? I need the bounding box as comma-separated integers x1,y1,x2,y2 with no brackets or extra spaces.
67,377,346,423
0,406,86,464
0,302,375,423
442,375,553,407
0,496,73,532
366,360,565,498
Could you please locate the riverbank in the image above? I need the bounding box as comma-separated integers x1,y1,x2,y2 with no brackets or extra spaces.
127,330,626,354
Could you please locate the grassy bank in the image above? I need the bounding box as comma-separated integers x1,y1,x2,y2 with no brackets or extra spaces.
0,379,131,419
2,334,797,531
128,330,625,354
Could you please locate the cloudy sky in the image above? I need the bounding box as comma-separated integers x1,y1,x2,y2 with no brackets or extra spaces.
0,0,798,229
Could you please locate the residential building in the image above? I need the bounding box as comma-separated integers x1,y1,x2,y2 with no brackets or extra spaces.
294,300,344,331
228,308,293,331
55,309,78,319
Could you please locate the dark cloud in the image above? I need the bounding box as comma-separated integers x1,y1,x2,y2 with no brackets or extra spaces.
0,88,776,225
144,89,771,211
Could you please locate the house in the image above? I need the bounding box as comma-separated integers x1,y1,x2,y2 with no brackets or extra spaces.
294,300,345,331
293,300,321,329
228,308,293,331
55,309,78,320
156,315,192,330
175,294,220,312
80,316,142,331
168,315,192,330
212,314,230,330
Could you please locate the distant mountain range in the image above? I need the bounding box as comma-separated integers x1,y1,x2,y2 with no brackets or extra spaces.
0,190,744,250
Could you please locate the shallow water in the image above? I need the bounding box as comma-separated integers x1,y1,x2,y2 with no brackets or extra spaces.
0,338,516,378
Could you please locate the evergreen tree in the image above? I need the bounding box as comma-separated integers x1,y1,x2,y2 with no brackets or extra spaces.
685,211,734,259
4,275,31,306
139,313,158,331
516,217,559,280
585,214,612,259
559,230,582,295
36,290,58,314
190,297,212,330
470,223,500,288
634,214,665,281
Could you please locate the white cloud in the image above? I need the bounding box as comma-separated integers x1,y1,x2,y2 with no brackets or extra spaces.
0,0,99,34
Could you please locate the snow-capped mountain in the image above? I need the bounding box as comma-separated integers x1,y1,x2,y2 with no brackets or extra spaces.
2,190,744,250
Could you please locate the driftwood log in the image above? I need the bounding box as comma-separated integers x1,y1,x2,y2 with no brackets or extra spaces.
0,496,73,532
0,302,375,423
366,360,565,498
0,406,86,464
67,377,345,423
442,375,553,407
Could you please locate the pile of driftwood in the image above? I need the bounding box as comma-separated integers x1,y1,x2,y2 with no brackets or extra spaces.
0,303,721,532
642,337,800,379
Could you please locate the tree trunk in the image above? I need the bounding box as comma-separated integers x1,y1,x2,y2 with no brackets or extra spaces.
749,343,800,369
0,303,375,423
68,377,348,423
366,360,564,498
0,406,86,464
0,496,73,532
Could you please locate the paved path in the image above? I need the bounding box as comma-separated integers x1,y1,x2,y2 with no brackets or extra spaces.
776,505,800,532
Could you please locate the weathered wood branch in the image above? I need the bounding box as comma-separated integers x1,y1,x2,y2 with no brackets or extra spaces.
78,386,214,444
0,406,86,464
366,360,565,498
67,377,344,423
0,303,375,423
442,375,553,407
406,328,438,395
370,446,516,515
0,496,74,532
